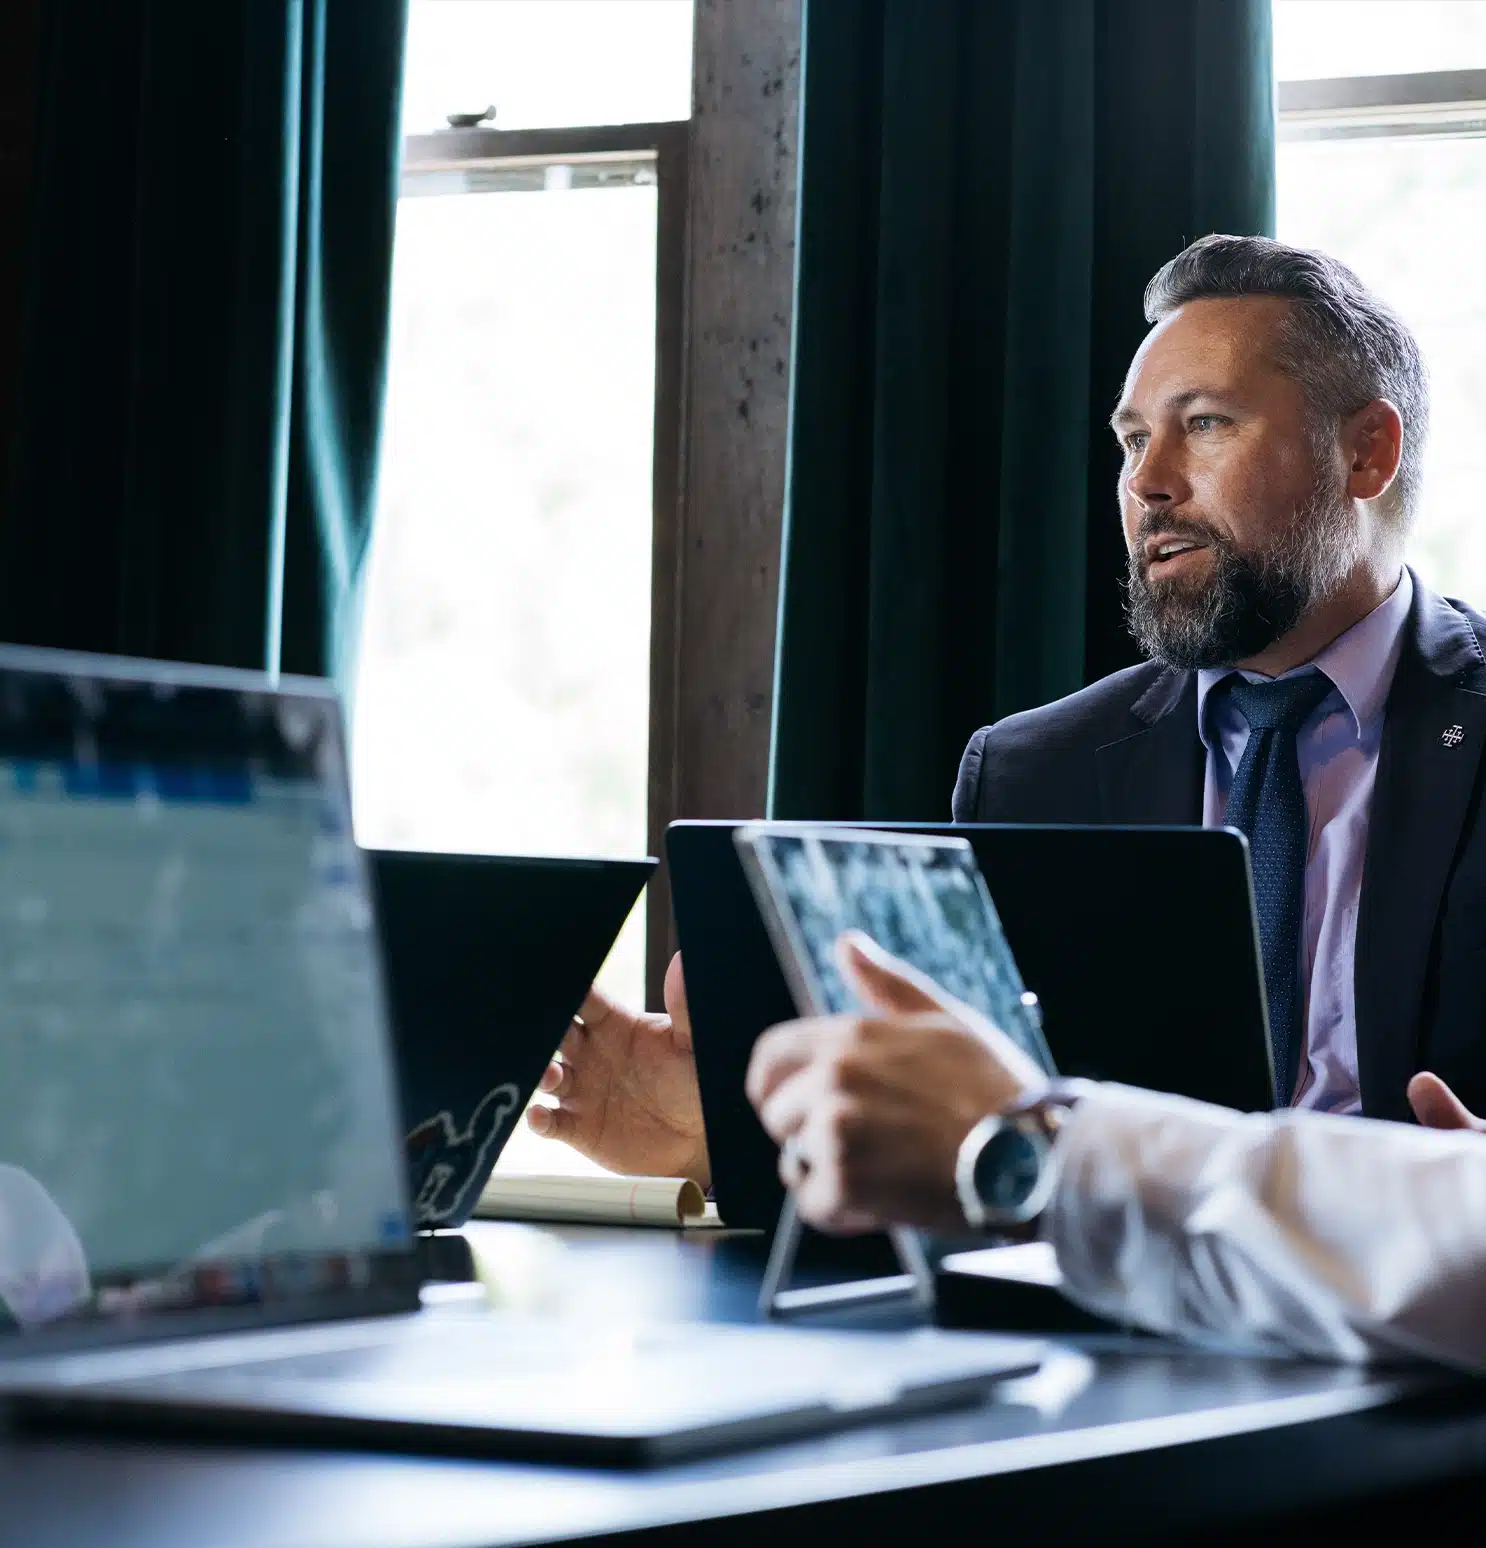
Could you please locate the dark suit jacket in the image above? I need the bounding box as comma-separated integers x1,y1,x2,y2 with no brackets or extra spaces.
953,572,1486,1122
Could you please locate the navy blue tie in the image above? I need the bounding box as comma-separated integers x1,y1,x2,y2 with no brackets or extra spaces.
1220,670,1334,1105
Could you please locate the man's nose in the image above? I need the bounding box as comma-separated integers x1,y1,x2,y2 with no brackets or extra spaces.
1125,435,1187,508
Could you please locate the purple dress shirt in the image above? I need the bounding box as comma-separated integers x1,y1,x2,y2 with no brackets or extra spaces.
1197,568,1413,1113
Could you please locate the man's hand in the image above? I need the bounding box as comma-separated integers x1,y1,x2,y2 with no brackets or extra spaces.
1407,1072,1486,1132
744,932,1048,1235
528,952,710,1187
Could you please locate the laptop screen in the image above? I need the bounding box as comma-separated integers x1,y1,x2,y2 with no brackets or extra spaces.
0,649,415,1343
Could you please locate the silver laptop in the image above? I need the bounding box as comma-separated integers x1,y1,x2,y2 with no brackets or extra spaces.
0,645,1041,1466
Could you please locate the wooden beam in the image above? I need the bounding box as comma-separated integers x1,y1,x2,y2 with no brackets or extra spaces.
647,0,802,1006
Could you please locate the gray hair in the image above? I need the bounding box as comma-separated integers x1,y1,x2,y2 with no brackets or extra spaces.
1143,234,1429,526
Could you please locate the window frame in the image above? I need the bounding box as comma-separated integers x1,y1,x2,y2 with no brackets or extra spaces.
1279,68,1486,141
397,120,690,1008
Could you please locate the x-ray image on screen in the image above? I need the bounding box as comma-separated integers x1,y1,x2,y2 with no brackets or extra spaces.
736,828,1055,1074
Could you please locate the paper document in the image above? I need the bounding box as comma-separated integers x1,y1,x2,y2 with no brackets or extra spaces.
475,1174,722,1228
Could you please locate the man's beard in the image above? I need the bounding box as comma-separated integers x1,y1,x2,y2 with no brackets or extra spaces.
1123,480,1361,670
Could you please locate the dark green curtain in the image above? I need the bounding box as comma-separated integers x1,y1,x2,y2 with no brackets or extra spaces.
769,0,1275,820
2,0,406,680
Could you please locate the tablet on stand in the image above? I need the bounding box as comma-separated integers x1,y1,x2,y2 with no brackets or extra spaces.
734,824,1057,1319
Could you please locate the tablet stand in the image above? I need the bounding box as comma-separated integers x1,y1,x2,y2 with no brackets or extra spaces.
757,1193,935,1317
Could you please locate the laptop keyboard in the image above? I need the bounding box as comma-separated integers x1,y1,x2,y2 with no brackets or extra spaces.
94,1320,715,1392
213,1323,593,1384
8,1319,1041,1464
89,1319,1025,1401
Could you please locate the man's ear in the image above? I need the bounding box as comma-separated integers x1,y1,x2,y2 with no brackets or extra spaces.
1344,397,1404,504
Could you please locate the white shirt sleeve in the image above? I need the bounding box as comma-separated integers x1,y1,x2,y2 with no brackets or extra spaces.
1043,1084,1486,1371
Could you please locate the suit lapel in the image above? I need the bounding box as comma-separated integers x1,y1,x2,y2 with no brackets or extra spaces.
1094,670,1205,825
1356,580,1486,1120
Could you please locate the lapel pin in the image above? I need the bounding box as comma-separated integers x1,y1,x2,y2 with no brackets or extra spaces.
1442,724,1467,749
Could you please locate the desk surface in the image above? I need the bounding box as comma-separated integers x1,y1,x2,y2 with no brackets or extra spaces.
1,1223,1483,1548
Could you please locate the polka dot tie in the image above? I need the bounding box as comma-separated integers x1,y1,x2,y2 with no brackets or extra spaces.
1219,670,1334,1104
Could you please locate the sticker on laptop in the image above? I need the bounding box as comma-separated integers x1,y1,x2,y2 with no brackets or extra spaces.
405,1083,521,1226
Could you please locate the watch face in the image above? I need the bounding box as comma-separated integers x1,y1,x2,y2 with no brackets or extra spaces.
973,1124,1044,1215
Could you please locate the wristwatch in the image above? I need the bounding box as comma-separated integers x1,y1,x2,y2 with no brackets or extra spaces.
954,1082,1089,1233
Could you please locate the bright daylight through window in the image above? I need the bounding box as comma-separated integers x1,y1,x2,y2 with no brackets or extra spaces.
354,2,694,1175
1274,0,1486,595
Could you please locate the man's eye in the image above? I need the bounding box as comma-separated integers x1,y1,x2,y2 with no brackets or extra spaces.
1123,432,1148,453
1189,414,1223,432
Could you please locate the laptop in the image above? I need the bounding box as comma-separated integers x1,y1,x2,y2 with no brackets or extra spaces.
0,645,1041,1465
370,848,653,1229
668,819,1273,1230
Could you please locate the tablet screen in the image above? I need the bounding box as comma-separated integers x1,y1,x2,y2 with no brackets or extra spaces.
736,827,1055,1075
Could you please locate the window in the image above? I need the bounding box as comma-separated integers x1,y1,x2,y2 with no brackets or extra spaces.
397,0,694,134
356,1,693,1174
1274,1,1486,595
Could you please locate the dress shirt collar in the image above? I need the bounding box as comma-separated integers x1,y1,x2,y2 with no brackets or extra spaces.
1196,566,1414,750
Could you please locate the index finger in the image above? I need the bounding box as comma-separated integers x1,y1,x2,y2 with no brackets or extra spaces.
745,1016,849,1110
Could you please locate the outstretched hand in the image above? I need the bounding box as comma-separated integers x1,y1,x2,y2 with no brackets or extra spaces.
528,953,711,1187
1407,1072,1486,1133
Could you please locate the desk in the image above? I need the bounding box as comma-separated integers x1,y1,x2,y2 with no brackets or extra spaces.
1,1224,1483,1548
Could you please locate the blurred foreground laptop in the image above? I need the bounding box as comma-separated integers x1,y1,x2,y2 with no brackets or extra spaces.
370,848,653,1230
668,819,1272,1230
0,646,1040,1465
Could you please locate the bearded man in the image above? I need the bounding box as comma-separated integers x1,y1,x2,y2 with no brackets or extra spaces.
954,232,1486,1124
535,234,1486,1184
